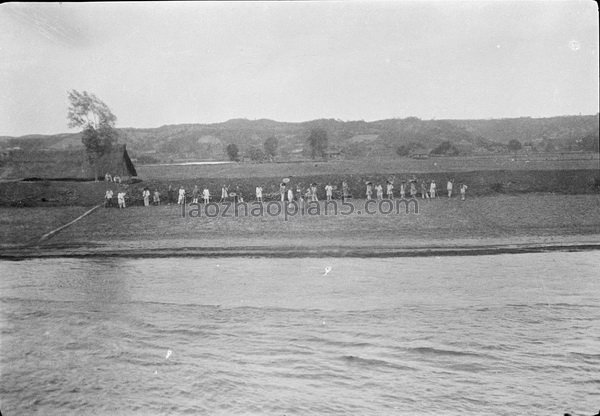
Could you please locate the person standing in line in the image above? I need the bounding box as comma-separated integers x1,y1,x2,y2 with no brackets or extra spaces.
460,183,468,201
386,181,394,200
256,185,263,203
342,181,349,202
410,181,417,198
366,182,373,200
447,179,453,198
192,185,200,204
280,183,286,202
325,183,333,201
304,187,312,202
178,186,186,205
220,185,228,203
421,181,429,199
202,187,210,204
167,185,174,205
142,187,151,207
399,181,406,199
287,187,294,205
104,189,113,208
296,185,304,209
310,183,318,202
153,189,161,205
375,183,383,200
117,190,126,209
235,185,244,203
430,180,437,198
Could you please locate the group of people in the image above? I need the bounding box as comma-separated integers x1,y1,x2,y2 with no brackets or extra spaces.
365,178,468,201
104,188,128,209
104,172,122,184
104,177,469,209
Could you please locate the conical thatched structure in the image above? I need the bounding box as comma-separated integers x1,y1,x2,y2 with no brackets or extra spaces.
0,145,137,180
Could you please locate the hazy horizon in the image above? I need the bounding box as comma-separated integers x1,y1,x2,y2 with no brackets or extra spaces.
1,1,598,137
2,112,600,139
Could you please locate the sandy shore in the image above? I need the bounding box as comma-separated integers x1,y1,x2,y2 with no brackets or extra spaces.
1,194,599,259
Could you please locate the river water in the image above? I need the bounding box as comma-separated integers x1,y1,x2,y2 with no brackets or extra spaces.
1,252,599,415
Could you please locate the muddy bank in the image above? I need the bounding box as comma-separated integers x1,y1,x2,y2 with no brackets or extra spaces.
2,235,599,260
1,194,599,259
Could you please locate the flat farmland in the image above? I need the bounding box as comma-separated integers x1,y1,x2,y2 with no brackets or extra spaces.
136,153,599,180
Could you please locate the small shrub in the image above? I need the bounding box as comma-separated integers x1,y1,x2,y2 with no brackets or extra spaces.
490,182,504,193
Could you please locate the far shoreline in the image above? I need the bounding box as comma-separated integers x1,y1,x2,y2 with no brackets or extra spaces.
1,239,599,261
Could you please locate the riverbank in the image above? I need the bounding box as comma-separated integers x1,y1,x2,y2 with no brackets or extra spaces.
1,194,599,259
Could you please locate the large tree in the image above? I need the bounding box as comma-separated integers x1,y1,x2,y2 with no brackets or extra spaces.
507,139,522,153
248,145,266,162
67,90,118,181
226,143,239,161
263,136,279,160
306,128,328,159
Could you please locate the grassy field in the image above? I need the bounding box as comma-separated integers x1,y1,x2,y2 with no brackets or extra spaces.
2,195,599,254
136,153,599,179
0,206,90,246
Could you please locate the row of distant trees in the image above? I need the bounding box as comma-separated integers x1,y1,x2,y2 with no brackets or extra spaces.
226,128,329,162
225,136,279,162
396,136,598,157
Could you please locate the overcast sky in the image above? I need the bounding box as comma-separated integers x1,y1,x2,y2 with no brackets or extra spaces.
0,1,598,136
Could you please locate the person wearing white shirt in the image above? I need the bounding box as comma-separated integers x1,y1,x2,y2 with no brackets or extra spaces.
460,183,468,201
429,180,437,198
142,188,151,206
325,184,333,201
104,189,113,208
117,191,126,209
310,184,318,202
178,186,186,205
220,185,228,203
202,188,210,204
256,186,263,203
375,184,383,200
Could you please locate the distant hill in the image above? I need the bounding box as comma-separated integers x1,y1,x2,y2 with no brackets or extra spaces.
0,115,597,162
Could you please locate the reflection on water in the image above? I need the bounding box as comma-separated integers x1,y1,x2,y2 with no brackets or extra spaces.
1,252,599,415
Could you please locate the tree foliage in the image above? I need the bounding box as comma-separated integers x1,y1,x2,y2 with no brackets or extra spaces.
579,132,599,152
507,139,522,152
396,145,410,157
263,136,279,158
226,143,240,161
430,140,459,156
248,146,266,162
67,90,118,180
306,128,328,159
67,90,116,130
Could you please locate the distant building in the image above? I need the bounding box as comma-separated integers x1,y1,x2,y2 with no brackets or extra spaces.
0,145,137,180
323,148,343,160
410,152,429,160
